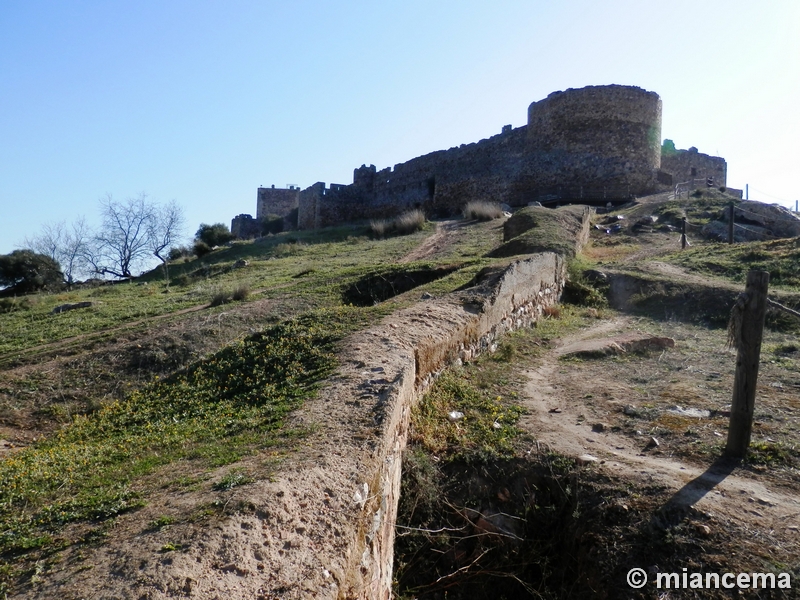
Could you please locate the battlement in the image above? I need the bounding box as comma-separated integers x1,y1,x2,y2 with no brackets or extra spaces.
242,85,727,232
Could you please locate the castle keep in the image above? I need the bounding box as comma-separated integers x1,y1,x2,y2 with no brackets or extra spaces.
232,84,729,235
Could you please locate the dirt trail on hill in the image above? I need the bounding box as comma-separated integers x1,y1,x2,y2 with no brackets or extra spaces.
518,317,800,543
398,220,461,263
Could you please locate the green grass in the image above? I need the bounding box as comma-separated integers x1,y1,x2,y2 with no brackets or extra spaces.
0,223,443,356
411,371,523,459
409,305,597,462
0,284,199,355
0,216,531,594
664,238,800,289
0,219,514,357
653,193,738,227
0,307,368,564
489,205,586,259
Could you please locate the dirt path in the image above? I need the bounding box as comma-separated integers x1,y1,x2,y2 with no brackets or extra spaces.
398,220,463,263
518,317,800,542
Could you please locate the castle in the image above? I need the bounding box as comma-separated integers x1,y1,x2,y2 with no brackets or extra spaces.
232,84,731,237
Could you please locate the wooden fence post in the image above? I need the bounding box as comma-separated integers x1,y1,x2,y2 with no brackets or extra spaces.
681,217,687,249
725,270,770,458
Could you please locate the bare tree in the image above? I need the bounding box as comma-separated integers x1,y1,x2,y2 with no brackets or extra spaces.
147,199,185,284
24,218,91,287
87,193,187,280
90,193,155,279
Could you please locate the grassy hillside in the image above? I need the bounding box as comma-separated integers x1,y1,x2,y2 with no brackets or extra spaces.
0,216,509,592
664,238,800,290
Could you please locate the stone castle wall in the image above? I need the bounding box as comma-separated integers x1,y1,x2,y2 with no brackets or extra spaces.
257,186,299,220
243,84,727,233
660,146,727,187
297,126,528,229
230,213,260,239
525,85,662,194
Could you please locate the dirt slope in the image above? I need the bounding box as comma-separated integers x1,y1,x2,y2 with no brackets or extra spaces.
520,317,800,550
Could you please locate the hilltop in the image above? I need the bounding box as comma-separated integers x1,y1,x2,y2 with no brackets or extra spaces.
1,192,799,598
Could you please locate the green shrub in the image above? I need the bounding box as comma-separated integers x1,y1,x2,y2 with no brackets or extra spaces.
562,279,607,308
193,241,212,258
195,223,233,247
0,250,63,294
168,246,191,261
172,274,191,287
261,214,284,236
0,296,36,313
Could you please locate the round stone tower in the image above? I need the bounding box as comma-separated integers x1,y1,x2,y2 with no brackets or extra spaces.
525,85,662,196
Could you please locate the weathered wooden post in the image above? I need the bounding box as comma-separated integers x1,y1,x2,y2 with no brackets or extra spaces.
681,217,687,249
725,270,770,458
727,201,735,244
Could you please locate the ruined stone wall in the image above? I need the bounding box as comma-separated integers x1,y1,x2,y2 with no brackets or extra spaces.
660,147,727,187
255,85,731,230
525,85,662,195
230,213,261,239
370,125,527,215
257,187,300,222
339,252,567,599
297,182,325,230
299,126,528,229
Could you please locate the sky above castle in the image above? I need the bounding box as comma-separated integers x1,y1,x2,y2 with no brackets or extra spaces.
1,0,798,257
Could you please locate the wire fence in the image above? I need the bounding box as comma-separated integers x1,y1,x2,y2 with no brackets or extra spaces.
669,178,724,200
639,206,797,248
732,204,800,225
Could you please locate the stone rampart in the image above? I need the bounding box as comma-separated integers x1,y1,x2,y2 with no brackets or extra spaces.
63,252,569,600
660,146,727,187
525,85,662,193
329,252,567,598
247,84,728,229
257,186,300,221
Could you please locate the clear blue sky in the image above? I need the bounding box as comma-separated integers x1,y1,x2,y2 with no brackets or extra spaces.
2,0,798,256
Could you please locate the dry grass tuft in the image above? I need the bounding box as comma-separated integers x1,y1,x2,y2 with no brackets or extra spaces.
463,200,505,221
209,289,230,307
543,305,562,318
369,219,387,238
370,209,426,238
232,284,250,302
394,209,426,234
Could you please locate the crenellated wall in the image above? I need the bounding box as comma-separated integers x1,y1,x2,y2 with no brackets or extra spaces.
230,213,261,238
257,186,299,221
524,85,662,195
249,84,727,231
660,145,727,187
